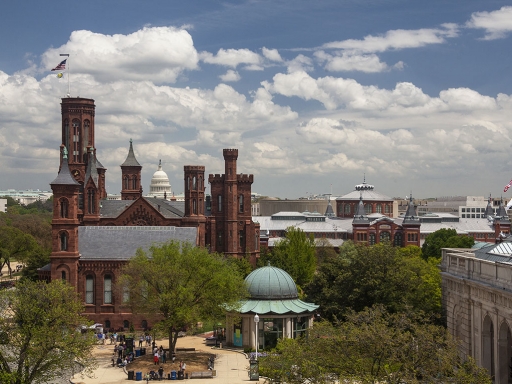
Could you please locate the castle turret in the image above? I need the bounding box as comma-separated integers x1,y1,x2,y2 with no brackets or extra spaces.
120,139,142,200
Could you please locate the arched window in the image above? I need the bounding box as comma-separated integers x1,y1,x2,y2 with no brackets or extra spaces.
104,275,112,304
64,119,70,149
61,271,66,281
60,198,68,218
85,275,94,304
60,232,68,251
217,195,222,212
192,176,197,190
124,176,129,190
132,175,137,190
123,320,130,329
105,320,111,329
369,233,376,245
87,189,95,214
193,199,197,214
142,320,148,330
72,119,80,163
239,194,244,212
376,204,382,214
83,120,90,147
394,232,402,247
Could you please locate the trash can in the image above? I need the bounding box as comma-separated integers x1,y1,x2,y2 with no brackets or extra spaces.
249,359,259,381
135,371,142,381
127,370,134,380
140,347,146,356
135,349,141,357
177,370,184,380
170,370,177,380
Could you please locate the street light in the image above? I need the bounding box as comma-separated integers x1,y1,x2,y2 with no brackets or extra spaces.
254,313,259,359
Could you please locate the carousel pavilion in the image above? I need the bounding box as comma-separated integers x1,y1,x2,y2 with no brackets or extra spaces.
226,264,319,350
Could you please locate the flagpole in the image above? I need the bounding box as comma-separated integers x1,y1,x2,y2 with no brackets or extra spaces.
60,53,70,97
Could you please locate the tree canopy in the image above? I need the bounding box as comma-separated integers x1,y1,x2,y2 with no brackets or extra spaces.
0,280,96,384
120,241,248,352
305,242,441,321
0,227,41,277
258,227,316,287
421,228,474,260
259,306,491,384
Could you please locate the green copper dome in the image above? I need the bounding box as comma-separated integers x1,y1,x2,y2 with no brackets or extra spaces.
245,265,298,300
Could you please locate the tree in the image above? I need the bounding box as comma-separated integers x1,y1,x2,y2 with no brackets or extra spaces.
265,227,317,287
0,227,40,277
259,306,491,384
422,228,474,260
0,280,96,384
315,238,338,265
120,241,248,352
305,242,441,321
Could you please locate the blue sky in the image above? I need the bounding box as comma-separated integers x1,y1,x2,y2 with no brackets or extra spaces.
1,0,512,199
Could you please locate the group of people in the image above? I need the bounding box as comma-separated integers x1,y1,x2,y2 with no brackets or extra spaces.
153,345,168,364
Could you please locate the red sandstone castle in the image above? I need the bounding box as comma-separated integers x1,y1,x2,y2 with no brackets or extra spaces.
40,97,260,329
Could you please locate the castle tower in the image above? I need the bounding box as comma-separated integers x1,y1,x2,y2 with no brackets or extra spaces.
49,147,81,287
352,194,370,244
401,194,421,246
209,149,260,263
184,165,205,216
82,148,101,224
120,139,142,200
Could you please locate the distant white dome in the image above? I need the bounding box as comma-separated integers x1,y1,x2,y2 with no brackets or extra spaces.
148,160,172,199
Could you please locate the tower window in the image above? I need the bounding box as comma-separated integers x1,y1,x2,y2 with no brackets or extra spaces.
132,175,137,190
193,199,197,214
124,176,129,190
72,119,80,163
239,194,244,212
193,176,197,190
217,195,222,212
61,271,66,281
60,232,68,251
60,198,68,218
87,189,95,214
85,275,94,304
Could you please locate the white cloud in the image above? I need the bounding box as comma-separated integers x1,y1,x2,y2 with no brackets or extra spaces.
466,6,512,40
286,54,314,73
200,48,262,68
219,69,241,82
262,47,283,62
315,51,391,73
322,24,459,53
42,27,199,84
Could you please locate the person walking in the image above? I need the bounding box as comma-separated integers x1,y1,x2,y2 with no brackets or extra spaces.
154,350,160,365
139,335,144,348
158,366,164,381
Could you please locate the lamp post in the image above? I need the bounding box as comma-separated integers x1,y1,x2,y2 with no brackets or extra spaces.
254,313,259,359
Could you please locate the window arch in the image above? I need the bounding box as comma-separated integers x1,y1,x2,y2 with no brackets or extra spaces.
104,274,112,304
193,199,197,214
131,175,137,190
85,275,94,304
239,194,244,212
87,188,95,214
192,176,197,190
60,198,69,218
61,270,66,281
217,195,222,212
124,175,129,190
105,319,111,329
72,119,81,163
60,232,68,251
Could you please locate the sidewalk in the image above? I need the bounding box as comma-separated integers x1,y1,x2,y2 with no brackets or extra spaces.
71,336,264,384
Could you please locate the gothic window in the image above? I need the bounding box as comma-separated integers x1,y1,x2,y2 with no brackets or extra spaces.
193,176,197,190
193,199,197,214
124,176,129,190
64,119,70,150
85,275,94,304
239,230,245,248
104,274,112,304
61,271,66,281
60,232,68,251
123,320,130,329
105,320,111,329
380,231,391,242
369,233,376,245
83,120,90,147
87,189,95,214
239,194,244,212
376,204,382,214
394,232,402,247
60,198,68,218
72,119,80,163
217,230,223,246
218,195,222,212
132,175,137,190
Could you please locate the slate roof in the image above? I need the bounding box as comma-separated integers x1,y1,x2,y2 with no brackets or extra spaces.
121,139,141,167
99,198,185,219
50,155,79,186
84,149,99,187
100,200,136,218
78,226,197,260
142,197,185,218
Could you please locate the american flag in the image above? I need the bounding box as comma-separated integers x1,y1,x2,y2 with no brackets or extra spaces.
504,179,512,192
51,59,66,71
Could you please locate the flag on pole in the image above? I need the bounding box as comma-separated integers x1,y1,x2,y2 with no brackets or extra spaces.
504,179,512,192
51,59,66,71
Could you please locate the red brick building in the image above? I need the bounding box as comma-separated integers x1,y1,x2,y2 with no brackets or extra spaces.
42,97,260,329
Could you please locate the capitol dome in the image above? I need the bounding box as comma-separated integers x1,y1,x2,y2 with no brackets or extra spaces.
245,264,298,300
148,160,172,199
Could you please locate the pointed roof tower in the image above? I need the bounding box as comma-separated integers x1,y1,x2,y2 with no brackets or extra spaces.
51,147,79,186
121,138,141,167
484,194,494,218
403,194,420,225
84,147,99,187
496,197,510,224
352,193,370,224
325,195,335,217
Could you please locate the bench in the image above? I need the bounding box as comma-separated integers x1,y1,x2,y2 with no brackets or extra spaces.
190,371,214,379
